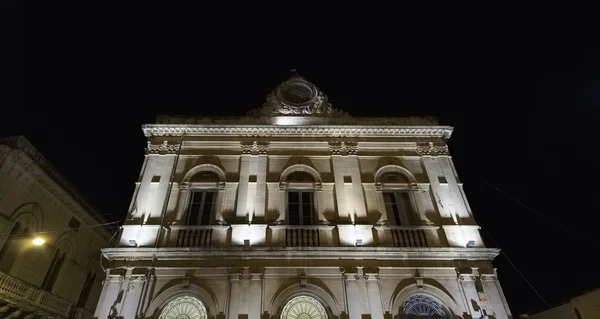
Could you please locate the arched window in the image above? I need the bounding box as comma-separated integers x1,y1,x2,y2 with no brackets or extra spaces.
380,172,418,226
286,172,316,225
186,171,220,226
0,222,24,273
281,295,328,319
159,295,207,319
41,249,65,291
401,294,450,319
77,270,96,308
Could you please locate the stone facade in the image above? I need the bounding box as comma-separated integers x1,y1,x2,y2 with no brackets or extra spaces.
0,136,113,318
95,76,512,319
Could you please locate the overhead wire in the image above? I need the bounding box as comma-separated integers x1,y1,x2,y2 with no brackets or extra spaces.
0,221,120,239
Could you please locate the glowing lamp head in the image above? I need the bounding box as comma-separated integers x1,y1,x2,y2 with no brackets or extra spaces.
32,237,45,246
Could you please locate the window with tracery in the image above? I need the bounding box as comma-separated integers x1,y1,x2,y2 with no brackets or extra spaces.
401,294,450,319
159,296,207,319
281,295,328,319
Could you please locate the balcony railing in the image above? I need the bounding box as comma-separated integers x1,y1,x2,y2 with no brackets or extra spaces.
176,227,213,247
286,228,320,247
0,270,73,317
391,228,428,247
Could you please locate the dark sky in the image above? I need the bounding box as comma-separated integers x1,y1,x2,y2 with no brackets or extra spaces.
3,2,600,315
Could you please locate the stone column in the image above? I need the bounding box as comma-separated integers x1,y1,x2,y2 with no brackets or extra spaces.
120,272,146,319
364,273,384,319
348,155,367,221
344,273,366,319
248,271,263,319
227,271,243,319
331,155,349,221
480,274,512,319
458,273,480,316
95,271,125,319
236,155,251,221
253,155,268,221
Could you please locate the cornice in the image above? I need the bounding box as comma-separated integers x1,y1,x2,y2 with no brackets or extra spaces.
142,125,453,139
102,247,500,261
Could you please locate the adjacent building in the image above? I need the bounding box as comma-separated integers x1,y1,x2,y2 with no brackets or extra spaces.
94,75,512,319
0,136,113,318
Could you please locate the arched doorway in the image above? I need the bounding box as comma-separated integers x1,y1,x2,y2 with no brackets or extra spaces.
281,295,328,319
159,295,208,319
401,294,451,319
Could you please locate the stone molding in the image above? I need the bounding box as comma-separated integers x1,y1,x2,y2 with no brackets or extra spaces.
240,141,270,155
142,125,453,139
328,141,358,155
146,140,180,154
102,247,500,261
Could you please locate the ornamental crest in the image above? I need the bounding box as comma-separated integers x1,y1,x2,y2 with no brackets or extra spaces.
247,74,347,116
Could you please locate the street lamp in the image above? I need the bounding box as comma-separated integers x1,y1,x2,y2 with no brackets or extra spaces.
32,237,45,246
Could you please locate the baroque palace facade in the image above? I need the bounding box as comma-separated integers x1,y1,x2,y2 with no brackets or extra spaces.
94,76,512,319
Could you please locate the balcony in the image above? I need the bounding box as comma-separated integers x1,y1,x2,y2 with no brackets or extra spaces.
0,270,72,318
158,224,449,248
373,226,444,247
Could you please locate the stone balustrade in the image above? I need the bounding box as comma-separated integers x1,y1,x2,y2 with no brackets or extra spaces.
163,224,448,248
0,270,73,318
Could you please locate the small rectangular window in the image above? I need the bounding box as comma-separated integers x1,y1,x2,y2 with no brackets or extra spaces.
152,175,161,183
249,175,257,183
343,175,352,183
186,190,216,225
438,176,447,183
68,217,81,232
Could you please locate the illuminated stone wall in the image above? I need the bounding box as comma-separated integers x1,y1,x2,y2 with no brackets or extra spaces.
95,76,512,319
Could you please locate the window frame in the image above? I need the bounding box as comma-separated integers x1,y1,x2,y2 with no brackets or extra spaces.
286,187,317,226
185,188,218,226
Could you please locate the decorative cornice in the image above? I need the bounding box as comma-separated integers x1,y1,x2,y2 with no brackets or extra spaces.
142,125,453,139
101,247,500,262
146,140,180,154
240,141,270,155
328,141,358,156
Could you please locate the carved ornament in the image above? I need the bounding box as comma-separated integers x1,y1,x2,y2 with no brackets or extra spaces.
417,142,449,156
246,75,347,116
328,141,358,156
146,141,180,154
240,141,270,155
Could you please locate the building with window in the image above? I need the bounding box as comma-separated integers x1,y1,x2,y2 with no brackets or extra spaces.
94,75,512,319
0,136,113,318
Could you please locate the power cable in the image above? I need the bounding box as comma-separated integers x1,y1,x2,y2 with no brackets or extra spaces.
479,223,552,310
475,175,584,240
0,221,120,239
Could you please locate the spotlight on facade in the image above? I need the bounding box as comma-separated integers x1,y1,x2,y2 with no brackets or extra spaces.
355,239,363,246
244,239,251,246
32,237,45,246
128,240,138,247
466,240,475,248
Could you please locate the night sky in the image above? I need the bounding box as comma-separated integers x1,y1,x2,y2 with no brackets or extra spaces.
3,3,600,315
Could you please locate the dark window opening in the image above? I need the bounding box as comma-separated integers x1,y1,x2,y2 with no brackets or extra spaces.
186,190,216,225
77,271,96,308
151,175,161,183
68,217,81,232
288,191,315,225
41,250,65,291
383,191,415,226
